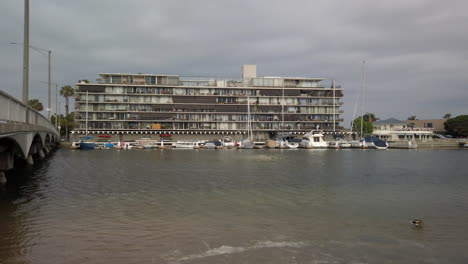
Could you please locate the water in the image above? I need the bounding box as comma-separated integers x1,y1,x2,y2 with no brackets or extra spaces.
1,149,467,263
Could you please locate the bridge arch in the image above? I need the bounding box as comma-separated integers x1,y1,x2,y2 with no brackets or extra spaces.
1,90,60,177
28,133,44,158
0,137,25,159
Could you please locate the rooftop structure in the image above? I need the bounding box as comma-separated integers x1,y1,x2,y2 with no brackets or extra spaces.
72,65,344,140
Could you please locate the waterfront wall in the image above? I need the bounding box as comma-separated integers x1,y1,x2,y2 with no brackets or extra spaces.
416,139,465,148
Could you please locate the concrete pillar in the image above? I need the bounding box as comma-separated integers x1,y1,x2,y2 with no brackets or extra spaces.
0,152,14,171
0,171,6,185
38,149,45,159
26,155,34,166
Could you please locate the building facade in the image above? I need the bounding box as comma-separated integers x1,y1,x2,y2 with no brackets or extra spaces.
73,65,344,140
406,119,447,134
373,118,434,141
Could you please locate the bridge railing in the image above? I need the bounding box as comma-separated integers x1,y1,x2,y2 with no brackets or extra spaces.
0,90,59,135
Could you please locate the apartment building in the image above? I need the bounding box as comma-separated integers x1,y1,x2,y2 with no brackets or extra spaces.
72,65,344,140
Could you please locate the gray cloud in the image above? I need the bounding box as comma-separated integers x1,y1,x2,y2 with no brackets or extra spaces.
1,0,467,125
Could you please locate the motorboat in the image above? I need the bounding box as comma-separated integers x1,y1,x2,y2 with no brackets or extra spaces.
204,140,223,149
338,141,352,148
143,143,156,149
79,141,95,150
300,130,328,148
173,141,203,149
78,136,95,150
222,136,236,148
103,142,114,149
328,139,351,149
70,141,80,149
124,142,134,149
204,142,216,149
283,135,301,149
276,139,287,149
350,140,364,148
238,139,254,149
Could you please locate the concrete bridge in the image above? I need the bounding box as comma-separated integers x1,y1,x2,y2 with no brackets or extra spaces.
0,90,60,184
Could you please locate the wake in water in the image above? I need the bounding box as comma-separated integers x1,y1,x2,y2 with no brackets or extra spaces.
165,240,308,263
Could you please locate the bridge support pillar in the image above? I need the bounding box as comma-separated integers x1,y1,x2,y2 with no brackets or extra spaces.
26,155,34,166
0,152,14,171
0,171,6,185
38,149,45,159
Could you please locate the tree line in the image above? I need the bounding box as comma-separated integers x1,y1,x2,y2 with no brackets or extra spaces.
351,113,467,137
28,85,74,140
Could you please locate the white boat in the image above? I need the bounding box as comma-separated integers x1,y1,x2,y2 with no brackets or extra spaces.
300,130,328,148
349,140,364,148
143,143,156,149
222,136,235,148
339,141,352,148
71,141,80,149
286,141,299,149
276,135,300,149
328,139,352,149
204,142,216,149
238,139,254,149
173,141,203,149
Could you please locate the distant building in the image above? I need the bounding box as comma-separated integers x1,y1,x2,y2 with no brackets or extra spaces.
406,119,447,134
373,118,434,141
72,65,344,140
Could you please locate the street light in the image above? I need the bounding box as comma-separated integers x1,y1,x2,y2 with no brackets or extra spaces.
40,81,60,129
11,42,52,120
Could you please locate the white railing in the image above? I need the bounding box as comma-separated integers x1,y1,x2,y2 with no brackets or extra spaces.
0,89,59,134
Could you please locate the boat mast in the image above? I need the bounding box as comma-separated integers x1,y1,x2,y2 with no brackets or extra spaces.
247,93,251,140
360,60,365,139
332,80,336,134
282,75,285,137
350,94,359,137
85,90,89,136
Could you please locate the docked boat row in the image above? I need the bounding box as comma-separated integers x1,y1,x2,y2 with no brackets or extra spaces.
72,131,392,150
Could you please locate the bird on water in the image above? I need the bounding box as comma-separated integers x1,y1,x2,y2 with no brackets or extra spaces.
411,219,423,228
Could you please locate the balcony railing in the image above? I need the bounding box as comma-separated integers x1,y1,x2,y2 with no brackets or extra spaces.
90,76,343,89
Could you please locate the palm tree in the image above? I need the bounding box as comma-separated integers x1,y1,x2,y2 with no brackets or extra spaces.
28,99,44,111
443,113,451,119
60,85,74,141
407,116,417,120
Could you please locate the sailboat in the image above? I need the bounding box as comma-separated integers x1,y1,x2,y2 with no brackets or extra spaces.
239,93,254,149
352,61,388,149
327,80,350,148
79,91,96,150
274,76,299,149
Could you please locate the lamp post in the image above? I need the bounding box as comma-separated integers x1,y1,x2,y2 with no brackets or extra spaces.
40,81,60,128
22,0,29,106
11,42,52,119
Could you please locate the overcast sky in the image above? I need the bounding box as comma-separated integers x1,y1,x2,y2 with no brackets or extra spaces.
1,0,467,126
